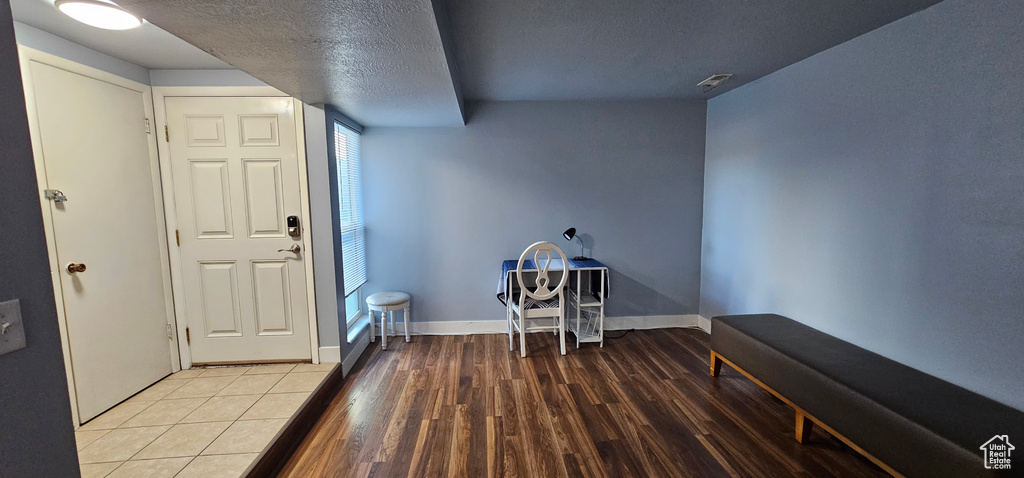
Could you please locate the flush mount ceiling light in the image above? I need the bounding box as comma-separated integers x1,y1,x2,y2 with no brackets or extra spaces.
697,73,733,93
55,0,142,30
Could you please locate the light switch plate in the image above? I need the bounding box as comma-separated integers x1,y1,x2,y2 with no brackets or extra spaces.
0,299,27,356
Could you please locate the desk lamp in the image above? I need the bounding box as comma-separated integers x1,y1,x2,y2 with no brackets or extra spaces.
562,227,589,261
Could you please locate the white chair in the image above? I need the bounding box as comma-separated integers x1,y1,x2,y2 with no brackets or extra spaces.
366,291,410,350
507,241,569,357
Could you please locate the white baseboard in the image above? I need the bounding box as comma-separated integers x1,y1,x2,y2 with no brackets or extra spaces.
413,320,508,335
604,314,701,331
366,320,507,336
368,314,708,336
696,315,712,334
318,346,341,364
342,332,369,377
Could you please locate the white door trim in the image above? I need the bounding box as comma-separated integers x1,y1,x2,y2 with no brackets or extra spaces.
18,46,177,427
152,86,320,368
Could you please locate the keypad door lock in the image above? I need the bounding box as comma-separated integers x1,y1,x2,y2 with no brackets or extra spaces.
287,215,301,238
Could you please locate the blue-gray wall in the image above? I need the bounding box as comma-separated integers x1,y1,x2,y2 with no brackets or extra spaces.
0,2,80,475
700,0,1024,410
362,100,706,323
304,104,346,349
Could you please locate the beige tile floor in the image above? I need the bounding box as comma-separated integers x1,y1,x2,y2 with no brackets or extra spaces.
76,363,336,478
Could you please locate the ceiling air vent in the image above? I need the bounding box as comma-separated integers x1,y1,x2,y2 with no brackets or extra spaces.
697,73,733,92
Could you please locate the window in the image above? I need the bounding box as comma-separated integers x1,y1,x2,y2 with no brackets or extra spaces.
334,121,366,324
345,290,362,325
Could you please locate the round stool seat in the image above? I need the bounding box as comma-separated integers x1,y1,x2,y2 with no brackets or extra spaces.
367,292,411,350
366,291,410,307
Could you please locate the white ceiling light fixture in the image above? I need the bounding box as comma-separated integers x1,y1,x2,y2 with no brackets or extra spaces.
697,73,733,93
55,0,142,30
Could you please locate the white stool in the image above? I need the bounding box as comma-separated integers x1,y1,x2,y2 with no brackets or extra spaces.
366,291,410,350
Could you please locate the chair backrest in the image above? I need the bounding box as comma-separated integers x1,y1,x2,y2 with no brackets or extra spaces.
516,241,569,301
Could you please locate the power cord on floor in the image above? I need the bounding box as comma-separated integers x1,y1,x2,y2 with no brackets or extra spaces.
604,329,634,340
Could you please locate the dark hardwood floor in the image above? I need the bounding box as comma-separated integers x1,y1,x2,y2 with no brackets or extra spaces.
278,329,886,477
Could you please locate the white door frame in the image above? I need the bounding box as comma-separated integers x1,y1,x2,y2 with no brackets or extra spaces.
152,86,320,368
18,47,178,427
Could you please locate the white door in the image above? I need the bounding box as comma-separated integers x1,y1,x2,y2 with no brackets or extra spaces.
27,61,173,422
165,97,311,364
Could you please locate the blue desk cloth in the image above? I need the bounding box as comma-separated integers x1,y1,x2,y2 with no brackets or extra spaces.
497,258,609,306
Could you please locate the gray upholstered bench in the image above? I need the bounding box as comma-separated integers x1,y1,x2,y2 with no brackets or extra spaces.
710,314,1024,478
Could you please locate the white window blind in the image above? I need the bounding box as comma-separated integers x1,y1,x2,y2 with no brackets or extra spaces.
335,122,366,296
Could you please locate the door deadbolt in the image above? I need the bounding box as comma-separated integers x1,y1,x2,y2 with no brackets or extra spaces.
45,189,67,202
67,263,86,274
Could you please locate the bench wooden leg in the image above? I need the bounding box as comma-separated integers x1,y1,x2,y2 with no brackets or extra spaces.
795,410,813,443
710,351,723,377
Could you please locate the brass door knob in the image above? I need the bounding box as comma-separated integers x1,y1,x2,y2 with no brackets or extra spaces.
67,263,87,274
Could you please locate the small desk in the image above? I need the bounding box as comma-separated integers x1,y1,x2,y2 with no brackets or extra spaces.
497,259,609,348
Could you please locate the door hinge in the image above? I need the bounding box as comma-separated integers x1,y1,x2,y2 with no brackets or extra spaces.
175,229,180,246
145,118,152,134
164,125,169,142
166,324,173,339
185,327,190,344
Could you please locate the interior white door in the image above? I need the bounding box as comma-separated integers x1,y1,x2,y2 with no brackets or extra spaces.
166,97,311,364
28,62,172,422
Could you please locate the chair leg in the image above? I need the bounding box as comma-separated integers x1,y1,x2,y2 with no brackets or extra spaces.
508,306,514,352
369,310,375,343
519,316,527,358
381,312,388,351
559,303,566,356
404,305,410,343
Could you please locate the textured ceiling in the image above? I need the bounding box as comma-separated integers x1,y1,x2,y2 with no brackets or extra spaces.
445,0,944,100
9,0,230,69
115,0,464,127
112,0,942,126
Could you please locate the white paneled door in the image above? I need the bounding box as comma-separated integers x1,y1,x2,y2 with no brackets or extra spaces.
26,60,173,422
166,97,311,364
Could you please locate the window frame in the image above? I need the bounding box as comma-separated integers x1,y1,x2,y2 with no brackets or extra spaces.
345,288,362,326
324,107,367,334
